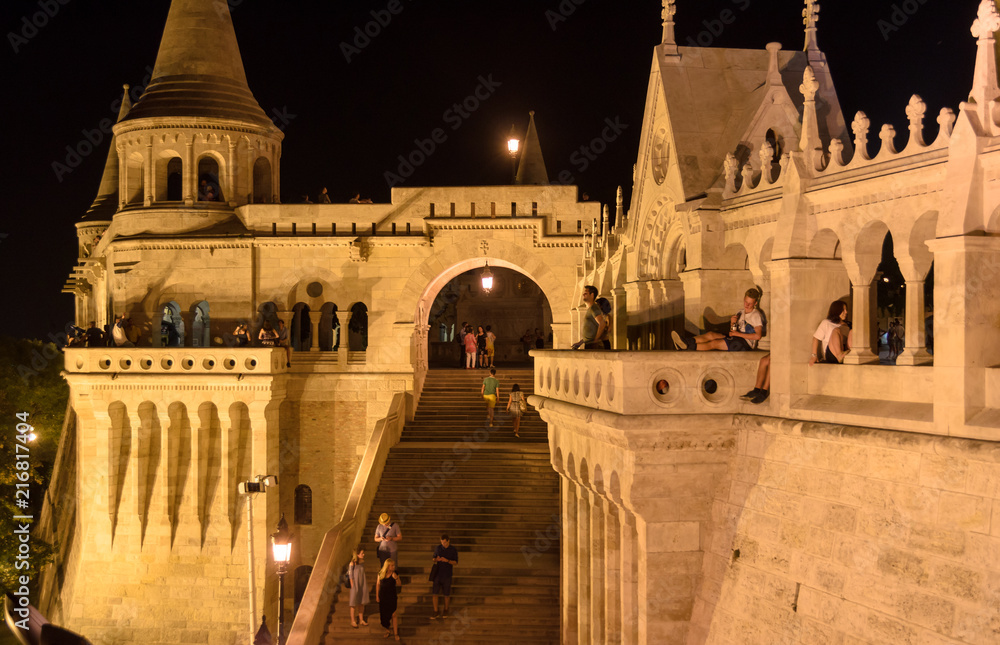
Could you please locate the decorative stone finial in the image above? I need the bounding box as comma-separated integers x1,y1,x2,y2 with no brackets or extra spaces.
852,112,871,161
662,0,677,46
741,160,756,191
878,124,897,156
828,138,845,166
615,186,626,229
759,142,775,184
799,66,819,102
906,95,927,147
971,0,1000,39
937,108,957,140
724,153,739,194
803,0,821,52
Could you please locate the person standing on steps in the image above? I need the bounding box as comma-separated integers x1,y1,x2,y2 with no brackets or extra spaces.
463,324,477,369
376,558,402,641
429,533,458,620
506,383,525,438
476,325,487,368
348,547,369,628
374,513,401,568
485,325,497,368
481,367,500,427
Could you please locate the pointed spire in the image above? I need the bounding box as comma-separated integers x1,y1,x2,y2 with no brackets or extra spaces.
515,112,550,186
615,186,626,231
123,0,275,129
969,0,1000,132
803,0,821,53
84,85,132,221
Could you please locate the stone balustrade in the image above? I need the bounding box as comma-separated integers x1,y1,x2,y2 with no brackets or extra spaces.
64,347,287,375
531,349,764,416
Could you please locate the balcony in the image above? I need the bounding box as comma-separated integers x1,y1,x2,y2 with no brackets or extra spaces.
64,347,287,376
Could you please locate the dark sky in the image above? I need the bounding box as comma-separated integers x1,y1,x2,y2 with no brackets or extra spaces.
0,0,978,341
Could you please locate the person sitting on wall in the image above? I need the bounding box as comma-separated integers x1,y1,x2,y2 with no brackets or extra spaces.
672,288,764,352
318,187,332,203
809,300,853,365
258,322,278,347
741,354,771,404
84,321,103,348
112,315,135,348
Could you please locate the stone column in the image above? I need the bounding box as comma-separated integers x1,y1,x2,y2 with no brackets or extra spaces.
227,139,238,207
896,277,932,365
561,477,578,644
590,491,605,644
842,278,879,364
577,486,591,644
117,148,128,209
339,311,352,365
619,507,639,645
183,140,195,205
143,141,154,207
767,258,851,404
309,318,320,352
604,498,622,644
612,287,627,350
274,144,282,204
928,235,1000,432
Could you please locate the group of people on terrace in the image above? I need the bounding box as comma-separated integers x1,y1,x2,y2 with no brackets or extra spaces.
574,284,858,405
301,187,374,204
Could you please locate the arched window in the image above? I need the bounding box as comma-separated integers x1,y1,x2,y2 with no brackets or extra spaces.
198,156,224,202
156,156,183,202
319,303,340,351
348,303,368,351
158,301,185,347
253,157,272,204
294,484,312,525
291,303,312,351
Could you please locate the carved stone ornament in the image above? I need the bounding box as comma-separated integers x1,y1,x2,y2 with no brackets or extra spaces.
800,66,819,102
971,0,1000,39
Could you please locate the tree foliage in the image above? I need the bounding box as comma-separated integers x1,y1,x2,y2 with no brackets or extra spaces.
0,337,68,595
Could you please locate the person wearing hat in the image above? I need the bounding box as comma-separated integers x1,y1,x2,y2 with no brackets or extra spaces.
374,513,402,567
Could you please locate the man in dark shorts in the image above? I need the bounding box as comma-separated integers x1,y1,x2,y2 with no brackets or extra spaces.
430,533,458,620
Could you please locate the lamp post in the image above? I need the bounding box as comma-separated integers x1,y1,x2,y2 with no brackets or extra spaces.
481,262,494,294
507,125,520,183
271,514,291,645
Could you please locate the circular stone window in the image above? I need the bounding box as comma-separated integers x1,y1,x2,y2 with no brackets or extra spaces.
306,281,324,298
699,369,735,406
651,367,685,407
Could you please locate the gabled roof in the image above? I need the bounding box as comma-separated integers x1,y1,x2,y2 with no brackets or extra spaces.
656,44,846,199
121,0,275,129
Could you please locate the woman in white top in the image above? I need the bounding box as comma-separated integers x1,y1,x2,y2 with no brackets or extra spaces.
672,289,764,352
809,300,853,365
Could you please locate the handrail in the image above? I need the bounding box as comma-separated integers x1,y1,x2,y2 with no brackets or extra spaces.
286,391,410,645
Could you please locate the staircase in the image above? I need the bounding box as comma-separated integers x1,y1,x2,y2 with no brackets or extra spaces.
322,368,561,644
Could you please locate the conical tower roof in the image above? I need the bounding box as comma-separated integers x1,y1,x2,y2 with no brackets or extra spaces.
515,111,550,185
83,85,132,222
121,0,274,129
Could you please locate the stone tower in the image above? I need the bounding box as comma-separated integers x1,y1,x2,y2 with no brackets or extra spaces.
112,0,282,235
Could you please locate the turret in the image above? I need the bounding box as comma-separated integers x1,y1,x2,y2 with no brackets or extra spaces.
111,0,282,230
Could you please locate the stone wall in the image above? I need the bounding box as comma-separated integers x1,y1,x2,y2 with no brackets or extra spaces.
694,415,1000,645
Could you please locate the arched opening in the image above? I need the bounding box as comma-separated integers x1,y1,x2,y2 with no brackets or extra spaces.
293,566,313,615
157,301,184,348
873,231,905,363
348,303,369,351
426,266,553,367
253,157,272,204
294,485,312,525
318,303,340,351
291,303,311,352
255,301,280,341
127,158,144,205
156,156,183,202
198,156,223,202
191,301,210,347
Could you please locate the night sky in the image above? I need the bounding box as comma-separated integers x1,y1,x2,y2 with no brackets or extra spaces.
0,0,978,341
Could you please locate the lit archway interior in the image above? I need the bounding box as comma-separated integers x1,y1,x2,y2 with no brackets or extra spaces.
425,266,553,367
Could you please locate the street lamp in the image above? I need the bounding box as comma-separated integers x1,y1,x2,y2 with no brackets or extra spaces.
271,514,291,645
481,262,494,293
507,125,520,183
